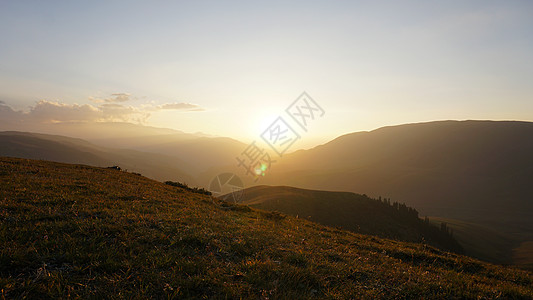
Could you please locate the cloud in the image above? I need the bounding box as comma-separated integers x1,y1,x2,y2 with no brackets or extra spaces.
88,94,205,111
0,101,24,122
100,103,150,123
29,100,101,122
0,100,148,124
158,102,204,111
89,93,131,104
0,94,204,126
107,93,131,103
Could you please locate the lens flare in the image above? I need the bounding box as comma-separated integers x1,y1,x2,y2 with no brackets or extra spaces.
254,163,268,176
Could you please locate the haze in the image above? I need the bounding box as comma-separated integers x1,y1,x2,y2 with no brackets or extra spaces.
1,1,533,149
2,2,533,295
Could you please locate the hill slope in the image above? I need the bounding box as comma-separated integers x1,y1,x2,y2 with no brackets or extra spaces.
428,217,516,265
0,157,531,298
230,185,462,253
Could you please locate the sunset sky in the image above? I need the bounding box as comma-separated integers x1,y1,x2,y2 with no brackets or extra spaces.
1,1,532,148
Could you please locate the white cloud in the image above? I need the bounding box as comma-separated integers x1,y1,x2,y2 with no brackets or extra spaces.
0,94,204,126
29,100,101,122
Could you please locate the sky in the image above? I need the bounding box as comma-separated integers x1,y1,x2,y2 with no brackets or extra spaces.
1,0,532,148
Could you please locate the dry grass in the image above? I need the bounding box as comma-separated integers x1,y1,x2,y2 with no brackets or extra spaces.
0,157,531,299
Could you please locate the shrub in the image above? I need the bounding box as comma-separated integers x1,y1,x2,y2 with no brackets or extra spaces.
164,181,212,196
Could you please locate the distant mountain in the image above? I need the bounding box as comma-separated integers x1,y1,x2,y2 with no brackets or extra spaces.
0,119,248,177
0,121,189,141
20,122,248,176
0,131,195,184
228,185,463,253
264,120,533,224
125,136,248,176
0,120,250,178
258,120,533,266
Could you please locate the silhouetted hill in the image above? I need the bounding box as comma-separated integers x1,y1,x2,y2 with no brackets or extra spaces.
0,121,188,141
263,121,533,253
0,131,196,184
0,132,108,165
229,185,462,253
0,157,531,298
0,121,248,176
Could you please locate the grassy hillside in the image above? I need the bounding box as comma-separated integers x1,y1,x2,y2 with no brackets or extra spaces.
231,186,463,253
428,217,516,265
429,217,533,271
514,242,533,271
0,157,532,299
